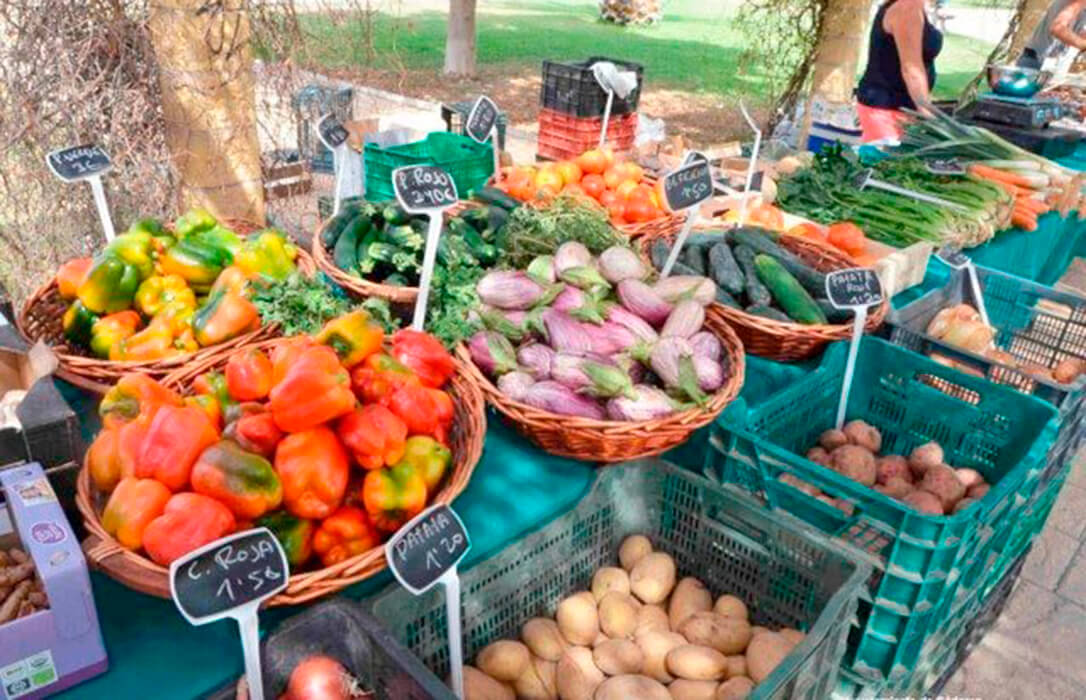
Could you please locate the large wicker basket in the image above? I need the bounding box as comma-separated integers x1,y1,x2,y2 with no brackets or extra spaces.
458,311,744,463
16,222,316,394
640,230,888,362
615,211,686,240
76,340,486,606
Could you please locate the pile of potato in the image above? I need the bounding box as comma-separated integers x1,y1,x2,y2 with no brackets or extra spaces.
0,547,49,624
463,535,804,700
793,420,991,516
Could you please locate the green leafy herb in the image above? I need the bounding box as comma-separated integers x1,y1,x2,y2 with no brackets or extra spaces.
498,195,626,268
250,273,350,336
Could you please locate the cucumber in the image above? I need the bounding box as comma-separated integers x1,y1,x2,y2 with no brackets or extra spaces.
650,238,671,272
817,299,852,324
682,244,708,276
670,261,700,277
486,206,509,234
715,287,741,308
745,304,791,322
458,207,490,232
753,254,828,325
683,232,727,248
708,242,744,296
732,227,827,298
320,206,362,249
733,244,773,307
333,214,370,272
473,186,520,211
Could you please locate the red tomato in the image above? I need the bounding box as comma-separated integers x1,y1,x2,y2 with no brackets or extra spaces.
581,174,606,200
555,161,582,186
615,180,638,201
607,201,626,225
603,167,626,190
577,149,608,175
598,190,620,209
625,199,655,223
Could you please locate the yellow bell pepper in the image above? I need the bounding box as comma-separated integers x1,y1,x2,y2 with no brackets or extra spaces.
135,275,196,317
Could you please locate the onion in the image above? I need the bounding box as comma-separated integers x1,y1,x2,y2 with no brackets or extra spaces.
282,656,357,700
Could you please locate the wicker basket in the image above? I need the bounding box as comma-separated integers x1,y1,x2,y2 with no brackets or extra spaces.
458,311,744,463
615,212,686,239
76,340,486,606
640,230,888,362
310,202,474,304
16,222,316,394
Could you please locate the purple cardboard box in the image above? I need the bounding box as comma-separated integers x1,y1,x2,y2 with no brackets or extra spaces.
0,463,107,699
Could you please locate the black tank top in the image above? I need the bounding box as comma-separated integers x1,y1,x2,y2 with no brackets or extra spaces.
857,0,943,110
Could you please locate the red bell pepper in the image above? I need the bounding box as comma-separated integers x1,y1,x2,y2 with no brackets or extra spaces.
269,345,355,433
136,404,220,491
192,370,236,415
269,337,313,387
101,477,172,550
311,506,380,567
142,493,237,566
337,404,407,471
224,411,283,459
391,329,456,388
191,440,283,520
185,394,223,430
387,384,455,442
274,426,350,520
349,353,419,406
99,374,183,425
362,461,428,532
225,347,273,401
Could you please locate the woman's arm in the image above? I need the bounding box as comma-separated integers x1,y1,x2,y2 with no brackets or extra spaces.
1051,0,1086,51
888,0,933,114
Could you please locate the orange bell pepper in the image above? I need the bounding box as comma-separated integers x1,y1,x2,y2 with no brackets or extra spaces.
136,404,220,491
313,309,384,368
391,329,455,388
101,477,172,550
350,353,419,406
311,506,380,567
225,347,273,401
337,404,407,471
142,492,237,566
270,337,313,387
275,426,349,520
99,374,183,425
56,257,92,300
87,425,124,492
362,461,427,532
269,346,355,433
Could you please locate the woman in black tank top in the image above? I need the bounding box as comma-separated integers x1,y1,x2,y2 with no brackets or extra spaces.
855,0,944,142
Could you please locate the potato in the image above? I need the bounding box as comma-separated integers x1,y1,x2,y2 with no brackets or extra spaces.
478,640,531,682
706,595,745,622
668,678,719,700
745,632,792,683
818,429,848,451
556,647,604,700
908,442,943,477
669,577,712,629
593,638,644,675
715,676,755,700
1053,357,1085,384
805,447,830,466
955,468,983,489
592,567,631,602
843,419,882,453
902,489,943,515
630,552,677,604
592,631,610,648
724,655,747,679
829,445,876,486
875,477,913,499
523,618,569,662
594,674,670,700
464,665,515,700
876,455,911,485
516,657,559,700
666,645,727,681
558,592,600,646
619,535,653,571
778,473,820,496
598,591,639,639
637,604,671,635
952,497,977,514
678,612,752,655
967,482,990,499
636,630,687,683
778,628,805,646
918,464,966,511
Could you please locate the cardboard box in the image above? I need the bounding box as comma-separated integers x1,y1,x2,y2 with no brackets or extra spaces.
0,464,107,699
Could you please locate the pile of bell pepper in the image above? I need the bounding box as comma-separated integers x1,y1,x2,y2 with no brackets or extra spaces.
86,309,460,570
55,208,300,361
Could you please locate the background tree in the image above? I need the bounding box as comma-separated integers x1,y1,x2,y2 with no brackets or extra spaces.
445,0,478,76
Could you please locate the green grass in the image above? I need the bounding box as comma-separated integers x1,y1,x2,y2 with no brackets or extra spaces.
271,0,993,102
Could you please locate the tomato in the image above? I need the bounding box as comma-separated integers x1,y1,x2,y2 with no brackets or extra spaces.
562,183,586,197
554,161,582,186
747,204,785,230
580,174,606,200
607,201,626,224
627,184,656,204
625,199,655,223
602,167,627,191
577,149,608,175
598,190,620,209
615,180,638,201
827,222,867,256
788,223,827,240
600,146,616,172
534,168,563,191
622,162,645,183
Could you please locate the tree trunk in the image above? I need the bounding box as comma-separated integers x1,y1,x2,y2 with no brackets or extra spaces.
148,0,265,225
799,0,874,146
444,0,477,77
1008,0,1052,59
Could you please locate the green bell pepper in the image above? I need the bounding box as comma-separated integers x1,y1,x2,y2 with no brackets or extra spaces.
157,237,227,292
62,301,99,346
104,231,155,280
77,253,141,314
174,208,217,238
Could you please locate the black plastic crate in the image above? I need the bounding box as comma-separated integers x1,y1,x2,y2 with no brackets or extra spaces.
441,100,508,151
540,56,644,117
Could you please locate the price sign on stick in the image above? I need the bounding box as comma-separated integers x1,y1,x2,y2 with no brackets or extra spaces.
46,144,116,241
386,504,471,699
465,95,502,182
590,64,616,149
936,246,990,326
316,114,357,217
826,268,884,430
170,528,289,700
659,154,714,278
393,165,458,331
926,158,967,176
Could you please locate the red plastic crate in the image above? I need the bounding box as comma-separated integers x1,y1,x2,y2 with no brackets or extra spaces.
536,109,637,161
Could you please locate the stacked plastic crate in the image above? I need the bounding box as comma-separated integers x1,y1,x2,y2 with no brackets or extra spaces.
537,56,643,161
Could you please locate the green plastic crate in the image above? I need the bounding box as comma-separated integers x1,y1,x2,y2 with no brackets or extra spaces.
705,338,1058,685
363,132,494,202
371,459,871,700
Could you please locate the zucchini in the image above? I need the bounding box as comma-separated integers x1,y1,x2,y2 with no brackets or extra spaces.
753,254,827,325
746,304,791,322
383,273,409,286
320,205,362,250
817,299,852,324
486,206,509,234
708,242,744,296
458,207,490,232
333,214,370,272
732,227,827,298
384,224,424,251
358,241,398,276
682,244,708,276
715,287,741,308
382,204,411,226
733,244,773,307
473,186,519,211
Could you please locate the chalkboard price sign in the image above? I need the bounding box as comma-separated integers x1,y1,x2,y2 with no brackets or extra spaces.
393,165,459,213
169,528,288,624
46,144,111,182
926,158,966,176
936,246,969,270
663,160,713,212
317,114,350,150
385,504,471,595
466,95,499,143
825,268,884,310
681,150,709,167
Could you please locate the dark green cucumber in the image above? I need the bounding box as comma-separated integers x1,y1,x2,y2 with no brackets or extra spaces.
670,261,700,277
746,304,791,322
715,287,741,308
650,238,671,271
733,244,773,307
817,299,852,324
753,254,827,325
473,186,519,211
333,214,370,272
458,207,491,232
732,227,827,297
682,244,708,276
708,242,744,296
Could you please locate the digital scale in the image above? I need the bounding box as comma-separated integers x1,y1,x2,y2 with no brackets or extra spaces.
965,92,1067,129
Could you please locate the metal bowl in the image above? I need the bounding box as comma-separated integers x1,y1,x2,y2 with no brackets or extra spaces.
987,64,1052,98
